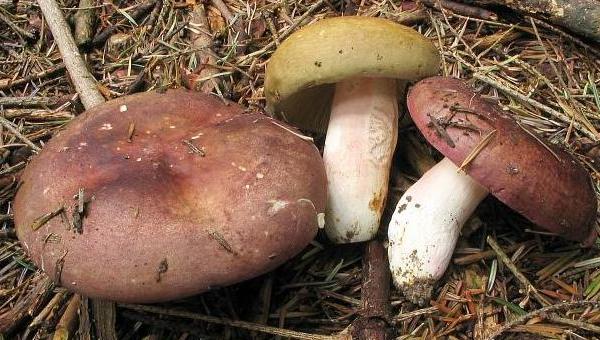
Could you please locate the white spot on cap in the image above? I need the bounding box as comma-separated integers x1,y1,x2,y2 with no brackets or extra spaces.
170,125,176,129
216,113,222,117
120,105,128,112
238,166,247,171
79,142,87,146
231,162,236,166
43,187,50,195
267,200,289,216
71,281,77,285
136,158,142,162
100,123,113,130
245,184,250,189
256,173,264,179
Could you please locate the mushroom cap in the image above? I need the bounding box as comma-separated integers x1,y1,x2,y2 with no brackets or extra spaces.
264,16,440,133
14,89,327,303
407,76,597,245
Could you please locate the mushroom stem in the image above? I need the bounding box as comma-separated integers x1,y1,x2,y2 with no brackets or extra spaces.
387,157,488,305
323,77,399,243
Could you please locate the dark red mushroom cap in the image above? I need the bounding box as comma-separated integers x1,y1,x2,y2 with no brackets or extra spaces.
407,76,597,245
14,89,327,303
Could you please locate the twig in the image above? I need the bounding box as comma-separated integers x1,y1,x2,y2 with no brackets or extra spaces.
392,307,439,323
0,63,65,91
0,8,36,40
487,236,551,306
0,96,61,107
118,304,344,340
25,289,68,332
37,0,105,108
453,241,533,265
352,240,390,340
77,297,92,340
472,73,598,141
74,0,96,46
485,301,600,339
420,0,498,20
0,275,54,333
546,314,600,334
528,16,600,58
52,294,82,340
0,116,41,152
91,299,117,340
91,0,158,46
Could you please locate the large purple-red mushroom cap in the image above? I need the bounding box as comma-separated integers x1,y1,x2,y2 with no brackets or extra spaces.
14,89,327,303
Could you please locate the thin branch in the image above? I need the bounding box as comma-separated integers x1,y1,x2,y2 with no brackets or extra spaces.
37,0,105,108
487,236,551,306
0,116,41,152
118,304,345,340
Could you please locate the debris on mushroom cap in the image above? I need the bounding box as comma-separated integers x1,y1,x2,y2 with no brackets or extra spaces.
264,16,440,133
13,89,327,303
407,76,598,245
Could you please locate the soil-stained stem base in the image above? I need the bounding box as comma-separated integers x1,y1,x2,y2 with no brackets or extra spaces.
388,158,488,305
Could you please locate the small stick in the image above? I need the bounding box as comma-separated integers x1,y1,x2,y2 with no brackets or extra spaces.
25,290,68,331
453,241,533,265
0,63,65,91
0,116,41,152
420,0,498,20
77,297,92,340
52,294,82,340
118,304,344,340
37,0,105,108
0,96,61,107
392,306,439,323
91,0,158,46
546,314,600,334
351,240,390,340
0,8,36,40
91,299,117,340
485,301,600,339
486,236,551,306
74,0,96,46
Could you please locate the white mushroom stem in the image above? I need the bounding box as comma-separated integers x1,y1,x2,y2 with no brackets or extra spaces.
388,157,489,305
323,77,398,243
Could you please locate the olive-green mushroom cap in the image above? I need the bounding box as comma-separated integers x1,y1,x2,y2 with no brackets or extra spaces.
264,16,441,133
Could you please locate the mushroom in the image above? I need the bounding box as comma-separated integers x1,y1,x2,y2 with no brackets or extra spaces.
264,16,440,243
14,89,327,303
388,76,598,305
